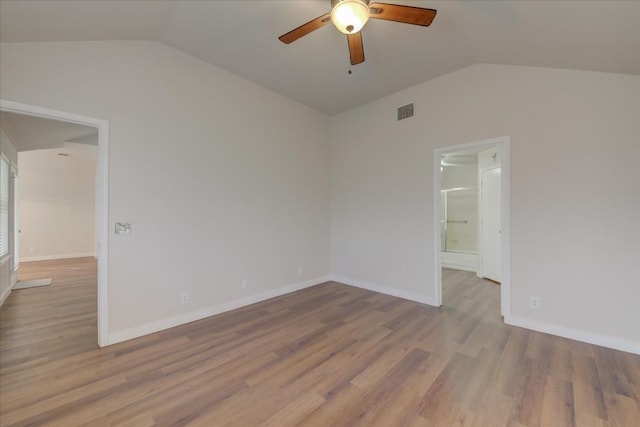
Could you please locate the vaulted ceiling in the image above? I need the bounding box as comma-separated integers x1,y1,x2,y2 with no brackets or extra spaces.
1,1,639,115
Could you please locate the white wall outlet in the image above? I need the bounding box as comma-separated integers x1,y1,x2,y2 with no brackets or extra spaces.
529,296,540,310
297,267,303,277
241,279,248,289
30,247,36,254
180,291,190,305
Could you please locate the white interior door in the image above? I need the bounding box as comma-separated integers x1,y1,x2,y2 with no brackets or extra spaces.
480,167,501,282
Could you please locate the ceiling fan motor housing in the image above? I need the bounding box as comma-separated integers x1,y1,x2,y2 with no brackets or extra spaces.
330,0,371,34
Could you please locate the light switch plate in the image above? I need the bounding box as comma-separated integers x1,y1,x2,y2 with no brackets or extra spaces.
115,222,131,235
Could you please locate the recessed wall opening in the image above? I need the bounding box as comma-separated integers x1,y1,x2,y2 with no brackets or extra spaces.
433,137,510,318
0,100,109,346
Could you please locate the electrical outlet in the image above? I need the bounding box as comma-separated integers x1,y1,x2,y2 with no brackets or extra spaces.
529,296,540,310
297,267,303,277
180,291,189,305
241,279,248,289
30,247,36,254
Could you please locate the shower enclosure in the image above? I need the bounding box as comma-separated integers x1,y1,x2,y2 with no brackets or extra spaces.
440,188,478,271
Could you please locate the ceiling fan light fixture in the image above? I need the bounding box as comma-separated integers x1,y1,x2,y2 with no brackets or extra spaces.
330,0,370,34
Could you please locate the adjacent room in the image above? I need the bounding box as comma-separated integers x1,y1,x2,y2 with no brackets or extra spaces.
1,1,638,426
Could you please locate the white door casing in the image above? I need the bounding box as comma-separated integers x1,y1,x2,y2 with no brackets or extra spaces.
0,99,110,347
433,136,510,319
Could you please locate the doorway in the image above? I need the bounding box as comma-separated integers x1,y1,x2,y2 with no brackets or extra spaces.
433,137,510,317
0,99,109,346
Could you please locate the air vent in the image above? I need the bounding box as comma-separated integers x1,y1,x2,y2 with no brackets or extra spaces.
57,153,70,157
397,103,414,121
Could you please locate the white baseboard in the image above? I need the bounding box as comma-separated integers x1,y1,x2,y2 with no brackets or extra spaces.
107,276,331,346
506,315,640,356
20,252,97,262
329,275,436,307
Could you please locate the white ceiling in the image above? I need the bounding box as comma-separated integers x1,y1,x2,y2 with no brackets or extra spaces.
0,111,97,152
1,1,639,115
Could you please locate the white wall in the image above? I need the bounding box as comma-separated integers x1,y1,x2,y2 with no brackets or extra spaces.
330,64,640,352
2,42,638,353
18,142,97,261
0,41,331,342
0,128,18,306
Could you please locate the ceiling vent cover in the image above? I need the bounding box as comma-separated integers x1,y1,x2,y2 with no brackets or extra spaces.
397,103,414,121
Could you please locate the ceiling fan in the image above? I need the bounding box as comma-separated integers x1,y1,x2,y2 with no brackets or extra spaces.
279,0,437,66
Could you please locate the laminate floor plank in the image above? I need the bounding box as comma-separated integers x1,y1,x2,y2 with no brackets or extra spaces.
2,262,639,426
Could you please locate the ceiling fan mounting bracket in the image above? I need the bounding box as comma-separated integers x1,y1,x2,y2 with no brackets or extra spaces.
331,0,371,8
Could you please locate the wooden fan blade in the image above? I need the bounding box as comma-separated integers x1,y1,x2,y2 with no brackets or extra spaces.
369,3,437,26
279,13,332,44
347,32,365,65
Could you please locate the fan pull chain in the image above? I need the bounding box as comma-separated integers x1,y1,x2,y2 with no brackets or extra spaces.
348,63,352,75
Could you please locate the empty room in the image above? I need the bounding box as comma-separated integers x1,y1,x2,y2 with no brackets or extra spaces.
0,1,638,426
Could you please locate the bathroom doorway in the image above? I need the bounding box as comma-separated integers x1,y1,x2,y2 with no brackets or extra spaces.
433,137,511,317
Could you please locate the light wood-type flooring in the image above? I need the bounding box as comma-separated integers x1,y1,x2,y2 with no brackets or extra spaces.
1,259,639,426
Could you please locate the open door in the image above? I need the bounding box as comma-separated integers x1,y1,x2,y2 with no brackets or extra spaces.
480,167,501,282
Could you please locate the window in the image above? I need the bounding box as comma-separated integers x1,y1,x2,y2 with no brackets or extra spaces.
0,155,8,257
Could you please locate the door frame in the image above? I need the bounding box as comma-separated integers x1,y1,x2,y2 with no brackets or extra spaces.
0,99,110,347
433,136,511,317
